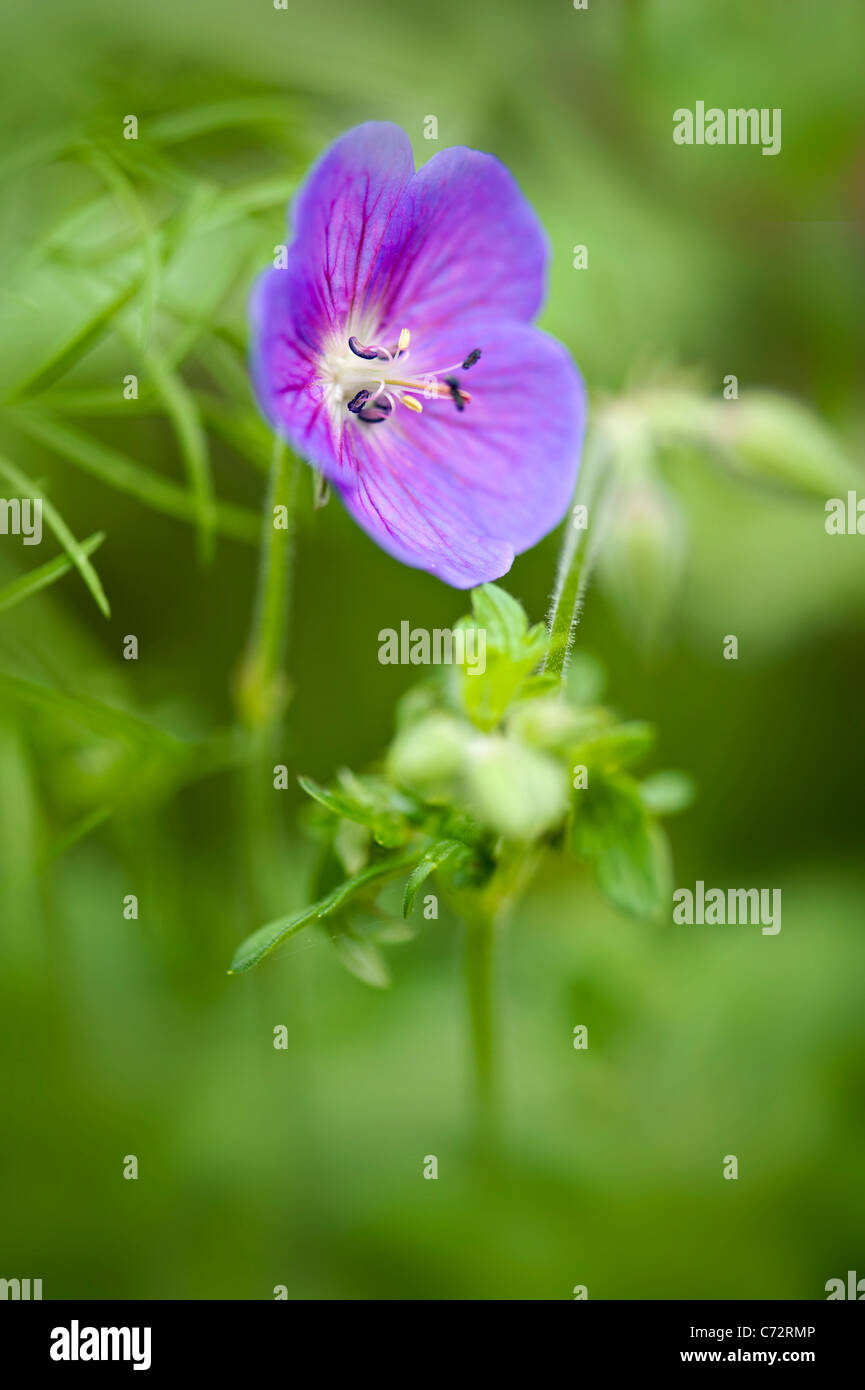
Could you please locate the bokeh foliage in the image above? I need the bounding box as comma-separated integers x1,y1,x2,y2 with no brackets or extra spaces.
0,0,863,1299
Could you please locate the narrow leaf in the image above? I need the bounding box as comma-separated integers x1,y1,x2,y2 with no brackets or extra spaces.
298,773,410,846
8,411,258,543
0,672,181,751
0,455,110,617
402,838,466,917
0,530,104,613
229,850,418,974
8,275,140,401
85,147,160,351
146,352,216,562
228,902,323,975
329,928,392,989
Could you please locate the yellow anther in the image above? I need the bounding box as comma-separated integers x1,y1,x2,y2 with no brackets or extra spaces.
397,327,411,353
400,393,423,413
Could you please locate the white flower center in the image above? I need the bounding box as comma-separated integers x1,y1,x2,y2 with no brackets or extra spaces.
319,328,481,426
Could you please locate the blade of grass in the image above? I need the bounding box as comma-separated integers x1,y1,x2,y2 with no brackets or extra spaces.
0,455,110,618
84,146,160,352
0,672,182,751
193,330,254,402
6,274,141,403
39,806,114,866
145,350,216,563
195,395,271,473
25,388,154,415
0,530,105,614
146,97,300,146
196,175,299,231
6,410,259,544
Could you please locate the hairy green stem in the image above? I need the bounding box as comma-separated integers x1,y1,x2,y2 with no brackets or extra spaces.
544,431,610,679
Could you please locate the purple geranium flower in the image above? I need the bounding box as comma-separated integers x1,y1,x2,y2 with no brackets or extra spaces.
250,122,585,588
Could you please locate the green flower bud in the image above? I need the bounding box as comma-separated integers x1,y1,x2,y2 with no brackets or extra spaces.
597,475,687,648
386,712,468,801
464,735,568,840
715,392,855,498
507,697,602,753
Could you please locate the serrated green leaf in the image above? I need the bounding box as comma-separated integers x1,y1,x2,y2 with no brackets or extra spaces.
228,901,323,975
402,838,467,916
470,582,530,654
298,773,412,846
318,851,418,916
572,773,666,919
457,639,547,732
454,586,549,731
229,849,419,974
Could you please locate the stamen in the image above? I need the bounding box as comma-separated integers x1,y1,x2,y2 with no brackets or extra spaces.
348,335,388,361
357,395,393,424
444,376,466,412
339,337,480,423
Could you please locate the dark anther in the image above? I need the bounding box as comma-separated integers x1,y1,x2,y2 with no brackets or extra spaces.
347,389,370,414
461,349,482,369
357,396,393,424
348,335,383,360
444,375,466,412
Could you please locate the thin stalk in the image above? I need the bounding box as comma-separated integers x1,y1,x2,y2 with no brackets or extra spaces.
236,437,300,918
464,910,497,1142
544,431,611,679
237,436,299,735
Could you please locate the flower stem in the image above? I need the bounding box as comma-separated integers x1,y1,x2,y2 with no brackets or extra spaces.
235,437,300,918
464,909,497,1142
544,430,610,679
237,437,299,735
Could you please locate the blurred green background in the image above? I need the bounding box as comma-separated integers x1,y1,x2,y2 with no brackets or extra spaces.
1,0,863,1299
